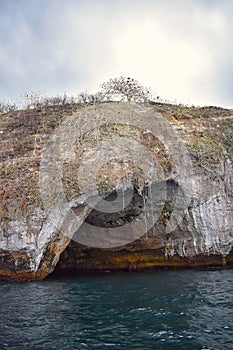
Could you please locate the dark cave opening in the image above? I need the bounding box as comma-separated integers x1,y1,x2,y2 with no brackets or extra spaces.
52,180,179,275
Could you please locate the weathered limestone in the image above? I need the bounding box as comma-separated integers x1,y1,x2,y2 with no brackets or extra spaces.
0,103,232,279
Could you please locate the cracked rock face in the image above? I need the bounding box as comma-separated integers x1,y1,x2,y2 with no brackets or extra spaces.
0,102,232,280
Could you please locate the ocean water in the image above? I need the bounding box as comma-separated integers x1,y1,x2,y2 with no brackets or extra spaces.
0,269,232,350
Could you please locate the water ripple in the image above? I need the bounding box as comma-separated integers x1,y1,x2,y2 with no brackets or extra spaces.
0,269,233,349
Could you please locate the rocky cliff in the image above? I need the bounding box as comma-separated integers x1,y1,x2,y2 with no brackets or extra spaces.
0,102,232,280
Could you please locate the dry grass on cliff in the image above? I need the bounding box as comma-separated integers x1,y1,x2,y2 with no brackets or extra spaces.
154,102,233,166
0,100,232,221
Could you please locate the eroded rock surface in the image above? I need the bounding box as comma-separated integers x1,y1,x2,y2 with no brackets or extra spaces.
0,102,232,279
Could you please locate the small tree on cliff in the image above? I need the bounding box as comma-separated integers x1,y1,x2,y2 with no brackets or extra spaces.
100,76,151,103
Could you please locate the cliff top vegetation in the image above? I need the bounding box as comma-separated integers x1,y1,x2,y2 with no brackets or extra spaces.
0,78,232,218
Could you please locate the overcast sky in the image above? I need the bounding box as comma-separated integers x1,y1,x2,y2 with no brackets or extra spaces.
0,0,233,107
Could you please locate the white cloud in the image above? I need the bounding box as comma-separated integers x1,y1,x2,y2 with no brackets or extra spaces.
0,0,232,107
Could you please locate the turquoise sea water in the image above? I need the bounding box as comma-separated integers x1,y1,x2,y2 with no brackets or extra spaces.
0,269,233,350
